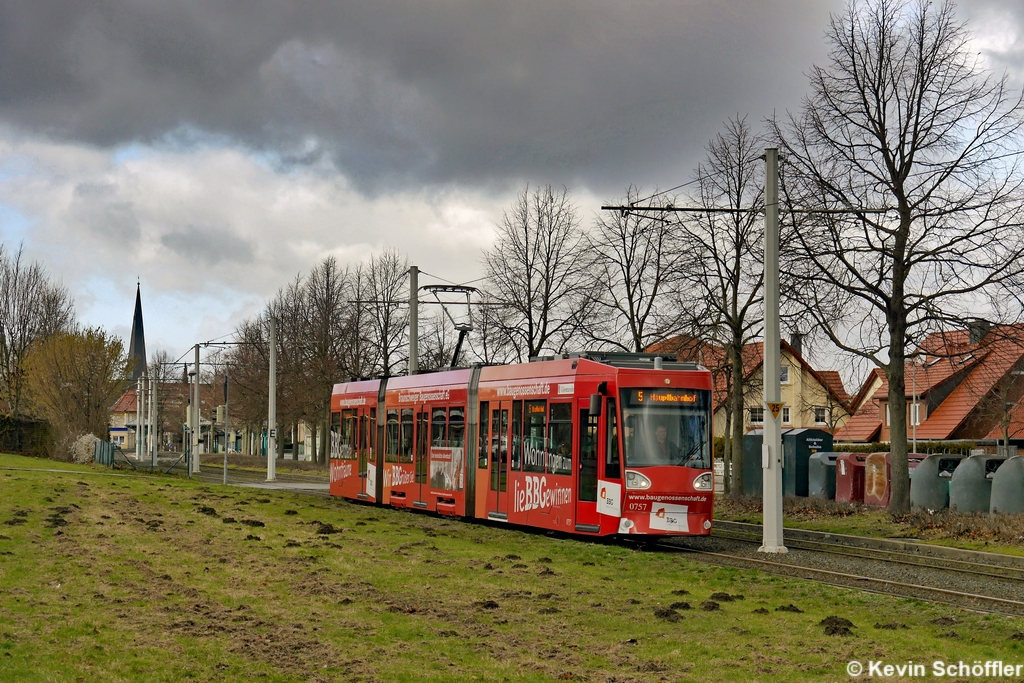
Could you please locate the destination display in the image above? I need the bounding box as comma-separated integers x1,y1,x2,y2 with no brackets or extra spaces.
626,389,700,405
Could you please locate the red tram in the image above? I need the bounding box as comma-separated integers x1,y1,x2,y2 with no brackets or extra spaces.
328,353,714,537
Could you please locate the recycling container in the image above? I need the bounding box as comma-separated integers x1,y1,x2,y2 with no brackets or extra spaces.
742,429,834,497
741,430,766,496
808,452,843,499
782,429,833,497
863,452,926,507
835,453,868,503
950,455,1006,513
990,455,1024,514
910,455,964,510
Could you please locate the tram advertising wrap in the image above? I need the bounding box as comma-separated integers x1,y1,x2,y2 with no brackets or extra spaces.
327,354,714,538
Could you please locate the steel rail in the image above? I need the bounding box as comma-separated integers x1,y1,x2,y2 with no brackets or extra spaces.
657,542,1024,616
710,528,1024,582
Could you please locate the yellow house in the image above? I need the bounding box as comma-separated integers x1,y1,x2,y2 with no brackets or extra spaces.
648,337,853,436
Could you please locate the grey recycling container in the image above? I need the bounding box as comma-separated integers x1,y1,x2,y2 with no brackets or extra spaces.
990,456,1024,514
741,429,833,497
742,430,765,496
783,429,833,497
808,452,842,499
949,455,1005,513
910,455,963,510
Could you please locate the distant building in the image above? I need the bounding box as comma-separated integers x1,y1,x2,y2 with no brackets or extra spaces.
836,324,1024,446
647,336,852,436
127,283,147,383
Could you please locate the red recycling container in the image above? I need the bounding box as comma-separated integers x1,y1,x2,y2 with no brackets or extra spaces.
863,452,926,507
835,453,868,503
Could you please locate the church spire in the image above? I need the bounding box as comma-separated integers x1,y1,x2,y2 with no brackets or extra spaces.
128,282,147,382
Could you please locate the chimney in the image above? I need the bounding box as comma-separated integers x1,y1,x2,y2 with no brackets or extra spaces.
790,332,804,357
968,319,991,344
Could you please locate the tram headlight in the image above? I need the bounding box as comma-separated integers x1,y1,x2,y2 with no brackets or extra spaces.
625,470,651,490
693,472,713,491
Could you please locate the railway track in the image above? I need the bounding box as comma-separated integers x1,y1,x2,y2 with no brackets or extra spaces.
656,521,1024,617
713,520,1024,582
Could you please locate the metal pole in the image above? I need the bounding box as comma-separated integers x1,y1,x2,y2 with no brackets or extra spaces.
192,344,201,474
267,317,277,482
409,265,419,375
912,359,918,454
760,147,787,554
135,377,142,460
150,374,158,470
223,368,229,486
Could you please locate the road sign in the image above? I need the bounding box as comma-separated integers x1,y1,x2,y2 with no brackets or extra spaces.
766,402,783,420
269,429,277,438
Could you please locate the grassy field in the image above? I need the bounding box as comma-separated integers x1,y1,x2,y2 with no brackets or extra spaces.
3,453,1024,682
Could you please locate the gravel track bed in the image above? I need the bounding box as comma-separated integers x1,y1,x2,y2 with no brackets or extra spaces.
661,535,1024,615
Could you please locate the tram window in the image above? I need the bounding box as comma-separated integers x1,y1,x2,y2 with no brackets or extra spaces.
416,411,428,483
579,409,599,501
330,412,342,459
385,410,399,462
511,401,523,471
606,398,621,478
478,401,489,468
431,408,448,446
449,406,465,447
399,408,414,463
358,414,368,457
523,400,546,473
547,403,572,475
340,409,357,459
370,408,376,456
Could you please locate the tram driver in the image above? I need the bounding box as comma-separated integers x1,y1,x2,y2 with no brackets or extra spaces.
653,423,681,464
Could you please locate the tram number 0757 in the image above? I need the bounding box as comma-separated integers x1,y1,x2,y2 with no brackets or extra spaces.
627,502,648,512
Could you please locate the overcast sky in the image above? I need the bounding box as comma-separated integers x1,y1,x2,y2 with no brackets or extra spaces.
1,0,1022,371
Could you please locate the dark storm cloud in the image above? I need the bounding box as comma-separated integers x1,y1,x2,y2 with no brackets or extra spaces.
6,0,982,194
160,225,254,265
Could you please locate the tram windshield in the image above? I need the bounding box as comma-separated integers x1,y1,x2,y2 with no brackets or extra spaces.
620,388,711,469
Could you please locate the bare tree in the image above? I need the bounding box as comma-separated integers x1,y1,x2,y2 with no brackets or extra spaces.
365,249,409,377
304,256,351,463
586,187,684,352
774,0,1024,513
418,310,460,372
467,291,517,366
0,244,75,417
483,185,592,360
678,116,766,496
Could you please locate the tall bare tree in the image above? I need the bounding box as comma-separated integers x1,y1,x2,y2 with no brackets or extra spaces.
678,116,766,496
587,187,684,352
365,249,409,377
304,256,351,463
775,0,1024,513
483,185,592,360
0,244,75,417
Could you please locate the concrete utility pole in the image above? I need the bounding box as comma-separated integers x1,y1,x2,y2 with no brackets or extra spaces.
760,147,787,554
150,375,158,470
267,317,277,482
135,376,143,459
409,265,419,375
192,344,201,475
223,369,229,486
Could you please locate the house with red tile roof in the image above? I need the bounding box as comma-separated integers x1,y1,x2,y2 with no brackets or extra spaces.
647,336,853,436
834,324,1024,446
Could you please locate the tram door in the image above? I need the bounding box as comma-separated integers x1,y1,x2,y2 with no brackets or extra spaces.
488,401,510,518
415,409,429,505
358,410,370,497
575,398,601,532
